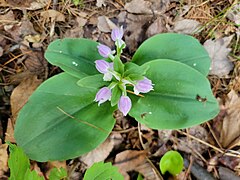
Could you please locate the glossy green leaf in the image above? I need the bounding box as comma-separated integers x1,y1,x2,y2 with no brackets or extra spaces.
130,59,219,129
77,74,108,89
160,151,183,175
14,73,115,162
45,38,102,79
84,162,124,180
132,33,211,75
49,167,67,180
8,143,30,180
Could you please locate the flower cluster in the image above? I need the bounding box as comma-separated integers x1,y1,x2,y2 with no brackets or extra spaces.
94,27,154,116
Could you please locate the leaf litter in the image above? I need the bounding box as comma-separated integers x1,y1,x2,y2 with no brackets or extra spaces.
0,0,240,179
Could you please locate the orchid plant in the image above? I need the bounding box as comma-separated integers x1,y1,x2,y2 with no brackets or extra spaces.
14,27,219,162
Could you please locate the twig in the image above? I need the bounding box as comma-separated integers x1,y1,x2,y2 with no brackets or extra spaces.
177,130,240,158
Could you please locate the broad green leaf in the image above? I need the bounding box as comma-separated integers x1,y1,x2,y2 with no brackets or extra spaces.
111,85,122,106
14,73,115,162
84,162,124,180
130,59,219,129
160,151,183,175
49,167,67,180
8,142,30,180
77,74,108,89
132,33,211,75
113,56,124,74
24,169,44,180
45,38,102,79
124,62,148,77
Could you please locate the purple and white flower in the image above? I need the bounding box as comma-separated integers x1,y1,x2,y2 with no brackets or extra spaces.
118,95,132,116
111,26,125,48
95,60,114,81
111,26,124,41
94,87,112,106
97,44,113,58
134,77,154,95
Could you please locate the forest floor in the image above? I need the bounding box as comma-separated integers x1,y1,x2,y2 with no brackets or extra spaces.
0,0,240,179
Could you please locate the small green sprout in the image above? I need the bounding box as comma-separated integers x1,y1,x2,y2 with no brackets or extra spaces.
159,150,184,176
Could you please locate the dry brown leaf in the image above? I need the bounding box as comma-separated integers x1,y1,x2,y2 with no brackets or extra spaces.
219,90,240,147
0,10,17,30
204,35,234,77
227,2,240,25
79,134,120,167
218,166,240,180
5,118,15,143
125,0,152,14
158,129,173,145
64,17,87,38
10,75,42,124
175,126,208,154
124,14,152,53
5,19,37,42
96,0,106,7
0,142,8,176
146,16,167,38
0,46,3,57
20,39,48,77
41,10,65,22
97,16,117,33
173,18,201,34
219,155,240,171
0,0,48,10
114,150,160,180
31,162,44,177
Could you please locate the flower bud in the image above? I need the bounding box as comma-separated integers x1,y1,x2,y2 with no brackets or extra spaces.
134,77,154,95
111,26,124,41
94,87,112,106
95,60,112,73
118,95,132,116
95,60,114,81
97,44,112,58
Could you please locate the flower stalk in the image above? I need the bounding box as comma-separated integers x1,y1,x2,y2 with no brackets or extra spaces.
94,27,154,116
